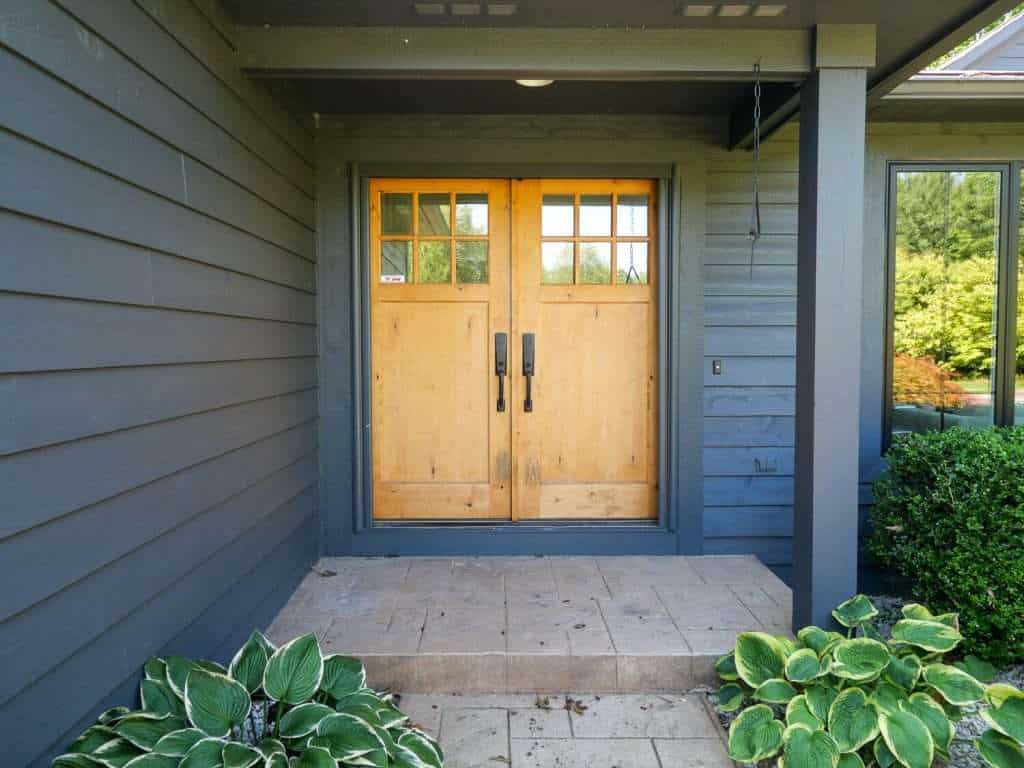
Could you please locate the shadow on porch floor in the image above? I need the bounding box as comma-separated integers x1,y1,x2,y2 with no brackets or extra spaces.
265,555,791,694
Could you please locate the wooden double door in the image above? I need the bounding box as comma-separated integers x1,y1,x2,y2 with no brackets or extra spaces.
370,178,658,522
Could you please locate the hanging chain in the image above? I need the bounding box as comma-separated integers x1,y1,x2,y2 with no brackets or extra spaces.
749,60,763,266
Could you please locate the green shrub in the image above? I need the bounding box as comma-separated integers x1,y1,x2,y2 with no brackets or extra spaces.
52,631,442,768
869,427,1024,665
714,595,1024,768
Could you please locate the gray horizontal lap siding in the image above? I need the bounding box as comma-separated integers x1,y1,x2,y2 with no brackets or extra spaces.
0,2,318,766
703,139,799,571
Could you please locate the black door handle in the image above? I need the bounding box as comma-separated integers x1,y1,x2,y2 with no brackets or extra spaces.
495,332,507,413
522,333,535,412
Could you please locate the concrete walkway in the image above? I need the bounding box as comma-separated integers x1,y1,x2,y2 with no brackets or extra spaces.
396,692,734,768
266,555,791,693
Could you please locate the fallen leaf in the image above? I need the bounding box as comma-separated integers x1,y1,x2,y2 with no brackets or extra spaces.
313,567,337,577
535,696,552,710
564,696,588,715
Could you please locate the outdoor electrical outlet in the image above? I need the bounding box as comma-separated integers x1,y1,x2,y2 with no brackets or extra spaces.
712,359,723,376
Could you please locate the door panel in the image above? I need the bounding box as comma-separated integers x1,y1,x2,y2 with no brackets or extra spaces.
512,179,658,521
370,179,511,521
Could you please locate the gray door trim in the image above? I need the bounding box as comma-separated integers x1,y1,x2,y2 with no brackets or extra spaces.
337,162,699,555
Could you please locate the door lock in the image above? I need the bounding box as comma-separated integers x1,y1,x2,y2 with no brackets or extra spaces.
495,332,507,412
522,333,535,412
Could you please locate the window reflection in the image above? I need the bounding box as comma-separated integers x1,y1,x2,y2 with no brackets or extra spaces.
891,170,1000,436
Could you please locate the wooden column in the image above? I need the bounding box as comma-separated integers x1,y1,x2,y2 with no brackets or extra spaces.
793,25,875,629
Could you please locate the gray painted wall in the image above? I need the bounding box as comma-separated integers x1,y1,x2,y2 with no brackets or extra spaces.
0,2,318,765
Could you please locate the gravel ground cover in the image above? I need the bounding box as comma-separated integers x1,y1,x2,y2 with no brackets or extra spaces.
706,594,1024,768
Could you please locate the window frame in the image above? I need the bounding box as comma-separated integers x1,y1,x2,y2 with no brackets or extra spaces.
883,161,1021,450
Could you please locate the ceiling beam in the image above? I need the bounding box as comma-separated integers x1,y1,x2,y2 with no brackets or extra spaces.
237,26,812,81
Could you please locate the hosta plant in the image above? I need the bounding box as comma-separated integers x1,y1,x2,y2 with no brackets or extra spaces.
713,595,1024,768
51,631,443,768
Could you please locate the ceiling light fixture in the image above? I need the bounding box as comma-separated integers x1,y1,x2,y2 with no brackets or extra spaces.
683,4,716,16
753,3,787,16
413,2,445,15
515,79,555,87
718,4,752,16
450,2,482,15
487,2,518,15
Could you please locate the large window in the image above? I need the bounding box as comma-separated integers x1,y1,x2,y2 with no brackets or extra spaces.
887,164,1021,441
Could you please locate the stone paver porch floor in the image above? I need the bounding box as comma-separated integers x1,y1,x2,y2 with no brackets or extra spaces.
266,555,792,693
395,692,735,768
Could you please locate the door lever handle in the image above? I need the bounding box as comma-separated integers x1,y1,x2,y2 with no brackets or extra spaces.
522,333,535,412
494,333,507,413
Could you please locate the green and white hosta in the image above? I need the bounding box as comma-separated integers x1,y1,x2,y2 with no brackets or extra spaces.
52,631,443,768
713,595,1024,768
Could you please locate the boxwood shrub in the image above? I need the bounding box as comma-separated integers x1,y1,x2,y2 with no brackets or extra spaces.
869,427,1024,665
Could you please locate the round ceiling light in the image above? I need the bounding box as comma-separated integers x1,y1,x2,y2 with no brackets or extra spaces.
515,79,555,87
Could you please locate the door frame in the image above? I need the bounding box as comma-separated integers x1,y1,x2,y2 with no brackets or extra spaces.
342,161,699,555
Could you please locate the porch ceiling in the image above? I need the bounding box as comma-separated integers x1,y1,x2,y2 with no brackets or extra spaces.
290,78,753,115
224,0,1006,94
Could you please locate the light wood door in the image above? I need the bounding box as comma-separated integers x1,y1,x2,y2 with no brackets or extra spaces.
370,179,511,520
511,179,658,520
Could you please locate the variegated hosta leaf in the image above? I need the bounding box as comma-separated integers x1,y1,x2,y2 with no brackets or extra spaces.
321,655,367,700
828,687,879,753
263,634,324,705
316,713,385,761
831,639,891,681
195,660,228,675
115,714,188,750
838,752,865,768
755,678,799,704
144,658,169,685
874,736,896,768
254,738,287,759
797,627,831,656
905,692,953,754
140,679,186,718
228,632,270,695
832,595,879,629
883,654,922,692
956,654,998,684
781,724,840,768
786,648,828,683
715,683,747,712
977,729,1024,768
871,682,910,716
982,688,1024,743
879,710,934,768
184,669,252,738
988,684,1024,709
123,755,180,768
280,703,336,739
890,619,962,653
727,704,785,763
786,695,823,731
715,651,739,682
68,725,118,754
221,741,262,768
392,744,433,768
266,754,289,768
99,707,132,724
735,632,788,688
901,604,959,630
94,737,144,765
179,737,227,768
805,685,838,723
52,755,106,768
152,728,207,757
294,746,336,768
860,623,885,643
166,657,200,700
377,702,409,730
339,702,383,728
922,663,986,706
777,635,800,658
397,729,444,768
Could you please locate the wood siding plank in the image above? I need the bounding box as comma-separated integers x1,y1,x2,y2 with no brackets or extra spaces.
702,357,796,387
704,416,796,447
705,327,796,356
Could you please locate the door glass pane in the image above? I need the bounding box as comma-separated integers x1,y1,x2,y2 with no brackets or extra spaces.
579,195,612,236
618,195,649,237
456,240,488,283
542,195,574,237
419,241,451,283
456,193,488,235
418,193,451,235
382,193,413,235
617,242,648,284
381,241,412,283
541,241,574,284
579,241,611,284
891,169,1000,436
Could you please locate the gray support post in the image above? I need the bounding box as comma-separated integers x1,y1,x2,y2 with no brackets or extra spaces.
793,25,875,629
